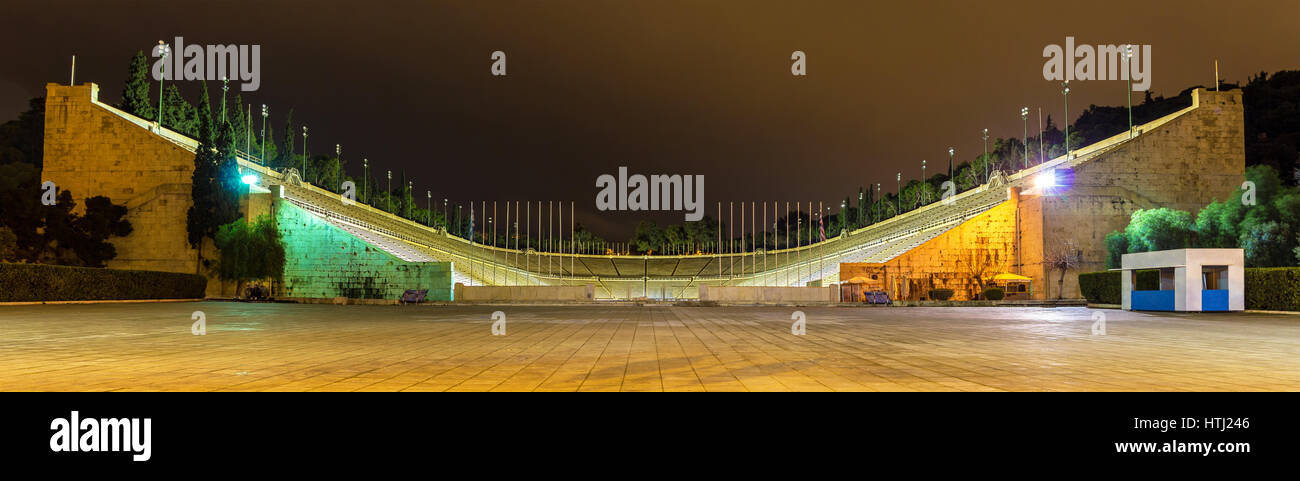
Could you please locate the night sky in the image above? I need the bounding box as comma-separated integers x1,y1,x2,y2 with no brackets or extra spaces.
2,0,1295,238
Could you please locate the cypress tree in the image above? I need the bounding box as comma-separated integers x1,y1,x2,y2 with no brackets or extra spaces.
118,51,154,120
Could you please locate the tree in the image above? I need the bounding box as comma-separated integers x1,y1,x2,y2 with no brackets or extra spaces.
186,119,242,273
1123,208,1197,253
118,51,154,121
69,195,133,267
1044,239,1083,299
632,220,664,254
1103,231,1127,269
0,97,45,168
0,227,15,261
212,215,285,297
160,85,197,137
280,108,296,169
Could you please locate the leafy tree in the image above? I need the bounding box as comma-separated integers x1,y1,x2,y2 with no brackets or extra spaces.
186,118,242,273
1123,208,1197,253
0,97,45,168
160,85,197,137
631,220,664,254
1103,231,1127,270
0,226,16,261
69,196,133,267
118,51,155,121
213,215,285,297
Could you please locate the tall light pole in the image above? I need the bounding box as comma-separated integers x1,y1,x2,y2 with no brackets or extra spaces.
982,128,989,182
220,76,228,125
335,144,341,190
443,198,448,229
1124,44,1134,139
260,104,268,163
1063,81,1071,158
427,191,432,226
407,180,413,217
1021,107,1029,169
301,126,308,182
921,160,927,204
875,183,881,222
362,158,368,204
156,41,169,128
947,147,954,183
896,172,901,214
386,170,392,212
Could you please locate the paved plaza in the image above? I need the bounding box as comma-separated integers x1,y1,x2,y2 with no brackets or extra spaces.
0,302,1297,391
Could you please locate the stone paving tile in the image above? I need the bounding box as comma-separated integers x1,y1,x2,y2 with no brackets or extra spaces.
1,302,1299,392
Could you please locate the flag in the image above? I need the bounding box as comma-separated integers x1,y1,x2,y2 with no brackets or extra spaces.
468,203,475,244
819,215,826,242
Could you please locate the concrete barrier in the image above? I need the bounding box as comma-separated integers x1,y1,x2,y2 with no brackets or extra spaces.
699,285,838,304
454,284,596,302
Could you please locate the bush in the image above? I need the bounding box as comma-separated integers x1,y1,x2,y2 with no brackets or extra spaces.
0,263,206,302
982,287,1005,301
1077,270,1161,304
928,288,954,301
1244,267,1300,311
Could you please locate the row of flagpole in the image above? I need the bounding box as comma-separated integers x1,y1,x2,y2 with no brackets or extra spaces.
458,200,836,288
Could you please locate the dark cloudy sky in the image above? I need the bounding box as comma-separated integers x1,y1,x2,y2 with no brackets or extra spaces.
2,0,1296,238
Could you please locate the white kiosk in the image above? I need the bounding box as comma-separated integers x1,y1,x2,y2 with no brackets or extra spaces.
1119,249,1244,312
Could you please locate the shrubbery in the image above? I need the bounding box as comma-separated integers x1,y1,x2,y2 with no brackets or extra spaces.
928,288,954,301
1080,268,1299,311
1078,270,1160,304
1244,267,1300,311
0,263,206,301
982,287,1005,301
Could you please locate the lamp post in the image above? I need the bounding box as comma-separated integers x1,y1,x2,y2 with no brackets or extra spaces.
407,180,413,218
1124,44,1134,139
362,158,368,204
947,147,954,184
982,128,989,182
386,170,392,212
1021,107,1029,169
921,160,927,204
156,41,169,128
443,199,448,229
875,183,881,222
260,104,268,163
896,173,901,214
220,76,228,125
427,191,432,226
301,126,308,182
1063,81,1071,157
335,144,341,191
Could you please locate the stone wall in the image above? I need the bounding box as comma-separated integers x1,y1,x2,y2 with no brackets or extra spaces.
860,190,1022,301
454,284,595,302
42,83,201,275
699,285,838,303
276,198,453,301
1028,88,1245,299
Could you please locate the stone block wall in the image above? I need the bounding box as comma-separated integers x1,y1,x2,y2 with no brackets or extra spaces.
1031,88,1245,299
276,198,453,301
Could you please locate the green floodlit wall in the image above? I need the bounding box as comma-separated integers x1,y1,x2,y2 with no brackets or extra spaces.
275,198,453,301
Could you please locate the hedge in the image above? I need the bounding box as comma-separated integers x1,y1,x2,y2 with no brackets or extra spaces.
928,288,954,301
1244,267,1300,311
982,287,1004,301
1080,267,1300,311
1078,270,1159,305
0,263,207,302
